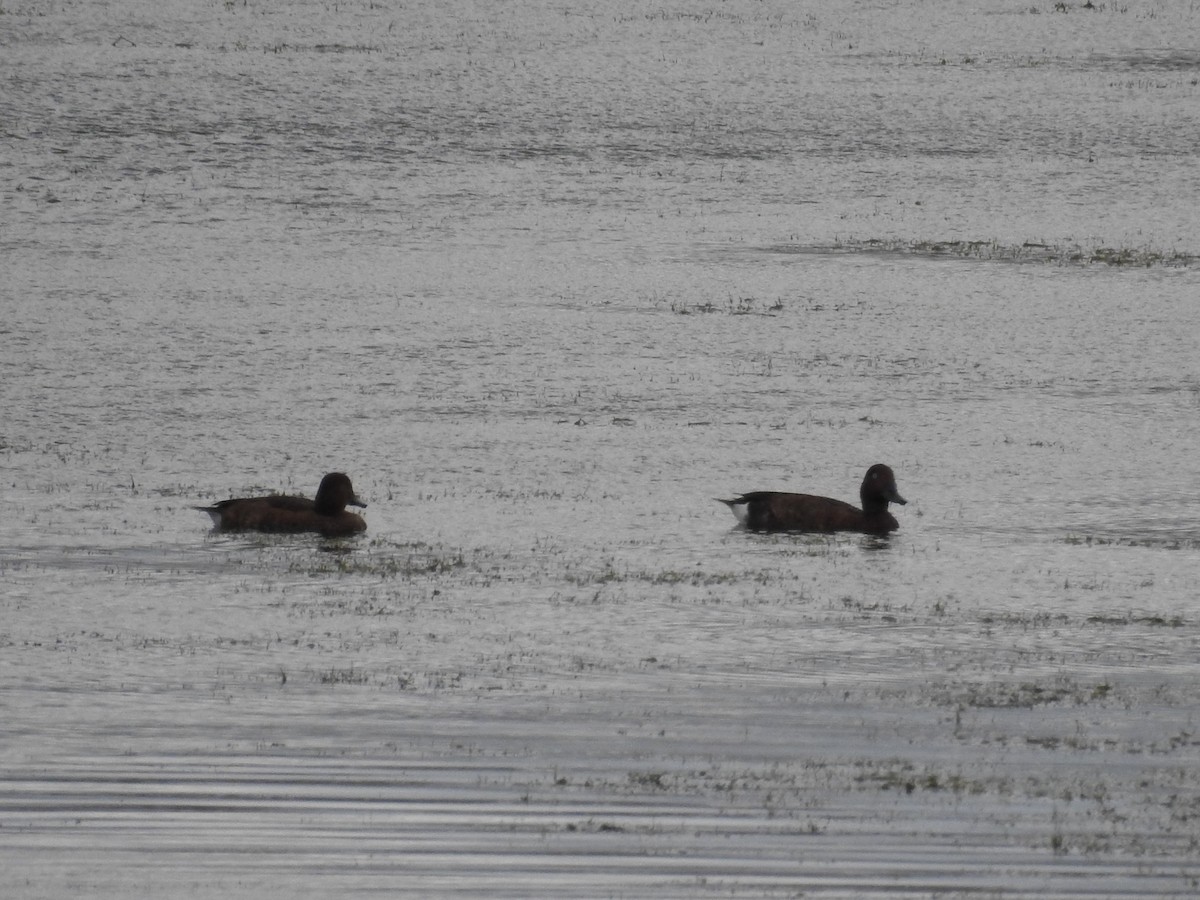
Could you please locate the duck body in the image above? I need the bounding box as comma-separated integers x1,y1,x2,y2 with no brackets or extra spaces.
197,472,367,537
719,464,906,535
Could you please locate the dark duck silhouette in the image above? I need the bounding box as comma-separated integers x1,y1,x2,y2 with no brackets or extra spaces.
196,472,367,537
718,464,906,534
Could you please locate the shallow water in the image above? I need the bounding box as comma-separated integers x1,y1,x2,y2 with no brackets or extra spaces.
3,0,1200,896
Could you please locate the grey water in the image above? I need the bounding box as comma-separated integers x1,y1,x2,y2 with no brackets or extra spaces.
3,0,1200,896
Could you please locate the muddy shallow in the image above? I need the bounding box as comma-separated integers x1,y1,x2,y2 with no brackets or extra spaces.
3,1,1200,896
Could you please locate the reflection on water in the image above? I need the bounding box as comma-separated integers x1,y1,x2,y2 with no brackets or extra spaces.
3,0,1200,896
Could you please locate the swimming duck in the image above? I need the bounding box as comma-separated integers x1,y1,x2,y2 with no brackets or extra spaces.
718,464,906,534
196,472,367,537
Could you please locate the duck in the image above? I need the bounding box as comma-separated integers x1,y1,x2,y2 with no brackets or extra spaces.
718,463,906,534
196,472,367,537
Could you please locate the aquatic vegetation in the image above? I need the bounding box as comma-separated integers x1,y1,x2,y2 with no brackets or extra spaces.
1085,613,1185,628
288,540,467,578
1064,533,1199,550
315,664,369,685
664,294,785,316
561,563,753,587
807,237,1195,267
265,42,383,54
930,677,1117,710
854,763,989,796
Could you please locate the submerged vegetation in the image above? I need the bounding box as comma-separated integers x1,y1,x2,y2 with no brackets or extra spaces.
802,238,1195,267
660,293,786,316
1064,532,1199,550
289,540,467,579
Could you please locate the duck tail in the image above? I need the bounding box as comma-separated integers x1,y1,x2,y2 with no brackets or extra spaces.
194,506,222,526
716,496,751,526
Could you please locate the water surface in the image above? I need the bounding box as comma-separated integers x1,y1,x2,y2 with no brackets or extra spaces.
3,1,1200,896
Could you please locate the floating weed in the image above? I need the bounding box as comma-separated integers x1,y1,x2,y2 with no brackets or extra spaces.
315,665,370,685
563,564,753,588
1024,734,1117,752
979,610,1070,627
664,294,784,316
856,763,989,796
266,43,382,54
1063,533,1198,550
291,540,467,579
931,676,1115,710
628,771,669,790
835,595,910,618
564,819,626,834
1086,614,1185,628
784,237,1195,268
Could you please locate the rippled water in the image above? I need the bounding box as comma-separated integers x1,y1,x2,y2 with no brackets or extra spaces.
3,1,1200,896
